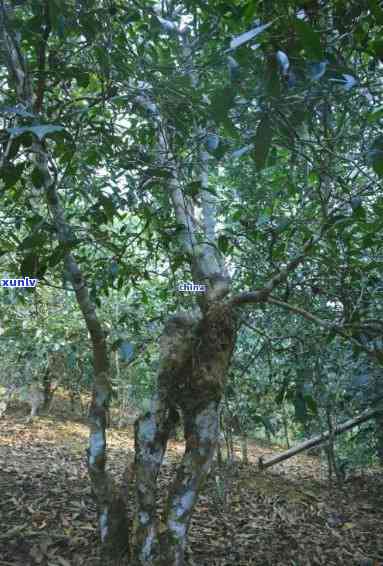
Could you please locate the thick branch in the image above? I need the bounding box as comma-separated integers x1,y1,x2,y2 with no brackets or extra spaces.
230,235,319,307
34,0,51,114
168,174,198,255
200,147,216,244
0,2,33,104
133,69,228,299
230,219,344,308
268,297,334,328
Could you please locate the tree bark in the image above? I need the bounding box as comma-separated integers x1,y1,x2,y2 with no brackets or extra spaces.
44,174,130,561
241,434,248,464
132,303,237,565
132,393,171,564
159,401,219,566
375,410,383,466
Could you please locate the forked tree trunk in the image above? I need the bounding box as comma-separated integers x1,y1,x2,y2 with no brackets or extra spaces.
128,303,237,565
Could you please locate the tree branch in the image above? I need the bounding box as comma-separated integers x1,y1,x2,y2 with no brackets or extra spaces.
230,220,340,307
33,0,51,114
266,296,383,364
0,2,33,104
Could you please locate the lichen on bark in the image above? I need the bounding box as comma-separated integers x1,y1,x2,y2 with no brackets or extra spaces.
132,302,237,565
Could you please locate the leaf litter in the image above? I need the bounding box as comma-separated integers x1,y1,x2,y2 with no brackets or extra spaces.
0,401,382,566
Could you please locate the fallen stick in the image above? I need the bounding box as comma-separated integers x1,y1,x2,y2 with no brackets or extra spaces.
258,408,381,470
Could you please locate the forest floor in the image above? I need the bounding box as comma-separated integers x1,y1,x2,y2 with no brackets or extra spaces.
0,395,382,566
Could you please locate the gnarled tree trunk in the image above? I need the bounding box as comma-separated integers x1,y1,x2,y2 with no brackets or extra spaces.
131,303,237,565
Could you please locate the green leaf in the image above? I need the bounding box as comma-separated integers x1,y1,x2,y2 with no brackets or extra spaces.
368,0,383,25
20,253,38,275
20,232,46,250
253,116,273,171
48,248,65,268
202,185,218,196
369,135,383,177
141,290,149,304
352,203,366,221
99,195,115,221
294,19,324,59
146,167,172,179
186,181,202,197
272,243,285,261
370,38,383,60
290,108,307,128
210,86,236,125
243,2,258,24
7,124,65,141
304,394,318,415
221,117,239,139
0,163,25,189
76,71,90,88
172,254,185,271
95,46,110,75
367,106,383,124
230,22,272,50
218,234,230,254
232,210,242,221
31,168,45,189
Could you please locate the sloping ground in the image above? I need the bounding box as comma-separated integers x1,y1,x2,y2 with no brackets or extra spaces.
0,406,382,566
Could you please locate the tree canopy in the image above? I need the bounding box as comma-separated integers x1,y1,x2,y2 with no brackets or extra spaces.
1,1,383,564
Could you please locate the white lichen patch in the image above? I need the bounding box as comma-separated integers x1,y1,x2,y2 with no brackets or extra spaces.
168,519,186,539
99,507,108,542
195,404,218,441
139,511,150,525
201,460,212,474
138,418,156,442
146,450,163,466
89,430,105,464
140,526,156,560
178,490,195,515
